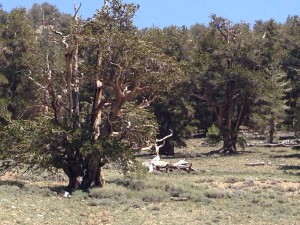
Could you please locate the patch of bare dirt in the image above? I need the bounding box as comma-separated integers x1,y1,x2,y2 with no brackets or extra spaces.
210,180,300,194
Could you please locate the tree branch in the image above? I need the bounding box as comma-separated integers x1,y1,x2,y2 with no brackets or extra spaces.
25,71,46,90
156,129,173,142
72,0,82,21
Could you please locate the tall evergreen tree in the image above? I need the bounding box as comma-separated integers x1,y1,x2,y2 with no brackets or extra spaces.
282,16,300,135
0,8,38,119
190,15,283,153
250,19,289,143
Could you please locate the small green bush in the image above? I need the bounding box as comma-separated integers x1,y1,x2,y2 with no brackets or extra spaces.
204,188,244,199
206,124,222,145
89,184,127,200
88,198,114,207
224,177,239,184
165,184,184,197
141,188,169,203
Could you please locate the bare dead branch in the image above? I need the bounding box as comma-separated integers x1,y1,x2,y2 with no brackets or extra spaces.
156,129,173,142
245,162,266,166
142,158,195,173
72,0,82,20
25,71,46,90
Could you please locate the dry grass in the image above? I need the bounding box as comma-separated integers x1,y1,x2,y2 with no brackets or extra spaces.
0,139,299,225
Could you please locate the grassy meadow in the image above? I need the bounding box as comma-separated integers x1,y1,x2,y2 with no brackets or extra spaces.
0,139,299,225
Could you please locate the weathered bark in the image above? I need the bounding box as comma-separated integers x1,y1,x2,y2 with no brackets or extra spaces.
225,80,235,133
268,115,275,144
80,155,109,191
143,159,194,173
80,40,112,190
222,130,237,153
81,83,126,191
94,158,109,187
62,162,82,192
50,2,85,191
91,80,105,140
81,80,146,191
245,162,266,166
220,80,237,153
235,96,249,131
80,155,99,191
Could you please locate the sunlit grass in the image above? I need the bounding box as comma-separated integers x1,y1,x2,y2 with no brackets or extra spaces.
0,139,299,224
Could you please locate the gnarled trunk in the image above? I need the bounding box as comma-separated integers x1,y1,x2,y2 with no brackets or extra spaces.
80,154,109,191
268,115,275,144
63,162,82,192
222,130,237,153
220,80,237,153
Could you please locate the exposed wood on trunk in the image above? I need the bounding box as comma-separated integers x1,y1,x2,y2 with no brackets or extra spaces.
91,80,105,140
235,96,249,131
51,9,80,128
225,80,234,132
214,102,224,129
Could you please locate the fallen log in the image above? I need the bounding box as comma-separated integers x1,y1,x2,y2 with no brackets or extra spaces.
245,162,266,166
166,160,195,173
142,159,195,173
170,197,187,201
249,142,299,148
152,160,171,172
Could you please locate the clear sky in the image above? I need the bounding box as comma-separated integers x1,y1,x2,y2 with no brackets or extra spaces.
1,0,299,28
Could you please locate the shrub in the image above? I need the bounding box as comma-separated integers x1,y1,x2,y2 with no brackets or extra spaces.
89,184,127,200
88,199,114,207
141,188,169,203
165,184,184,197
206,124,222,145
224,177,239,183
112,177,147,191
204,188,244,199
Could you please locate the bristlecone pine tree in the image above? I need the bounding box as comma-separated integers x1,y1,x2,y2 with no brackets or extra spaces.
282,16,300,135
250,19,289,143
0,0,177,192
190,15,287,153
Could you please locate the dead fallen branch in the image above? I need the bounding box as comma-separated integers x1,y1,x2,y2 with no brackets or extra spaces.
170,197,188,201
142,159,195,173
248,142,300,148
245,162,266,166
166,159,195,173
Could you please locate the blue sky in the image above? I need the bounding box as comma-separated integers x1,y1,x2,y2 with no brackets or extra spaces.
1,0,299,28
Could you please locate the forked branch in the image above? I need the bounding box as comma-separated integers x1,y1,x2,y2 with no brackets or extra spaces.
156,129,173,142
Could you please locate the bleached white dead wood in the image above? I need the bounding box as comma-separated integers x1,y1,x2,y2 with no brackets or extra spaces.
143,159,195,173
170,159,194,172
167,159,194,173
170,197,187,201
249,142,299,148
156,129,173,142
151,160,170,172
140,130,195,173
245,162,266,166
140,129,173,155
140,130,173,172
